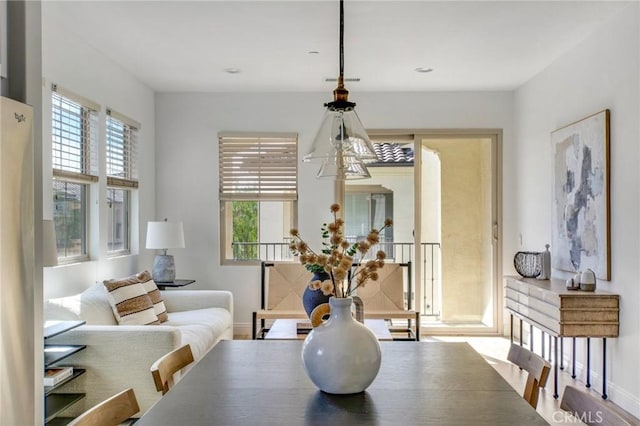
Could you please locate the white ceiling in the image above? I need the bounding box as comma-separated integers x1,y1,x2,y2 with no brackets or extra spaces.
43,1,632,93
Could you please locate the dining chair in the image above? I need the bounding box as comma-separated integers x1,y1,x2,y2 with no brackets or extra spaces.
252,261,312,339
561,385,633,426
150,344,195,395
507,343,551,408
352,262,420,340
68,388,139,426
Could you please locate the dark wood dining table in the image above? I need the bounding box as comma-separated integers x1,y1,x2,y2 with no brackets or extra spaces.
135,340,548,425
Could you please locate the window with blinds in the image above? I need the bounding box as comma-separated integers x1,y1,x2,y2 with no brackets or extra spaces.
218,133,298,264
51,86,99,181
106,109,138,255
106,109,139,188
51,85,99,262
218,134,298,201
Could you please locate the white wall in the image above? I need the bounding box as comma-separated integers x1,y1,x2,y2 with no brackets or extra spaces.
41,4,156,299
512,3,640,416
154,91,514,334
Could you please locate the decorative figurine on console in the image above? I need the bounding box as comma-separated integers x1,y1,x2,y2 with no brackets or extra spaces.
565,269,596,291
580,269,597,291
537,244,551,280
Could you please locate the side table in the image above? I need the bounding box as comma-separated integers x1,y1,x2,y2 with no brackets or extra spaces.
156,279,195,290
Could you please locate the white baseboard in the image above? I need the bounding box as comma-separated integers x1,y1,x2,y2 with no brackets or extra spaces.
233,322,253,339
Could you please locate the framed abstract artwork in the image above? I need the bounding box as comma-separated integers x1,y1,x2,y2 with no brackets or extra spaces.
551,109,610,280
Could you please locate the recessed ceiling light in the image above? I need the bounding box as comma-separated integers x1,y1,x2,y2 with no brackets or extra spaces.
224,68,241,74
308,51,320,55
415,67,433,73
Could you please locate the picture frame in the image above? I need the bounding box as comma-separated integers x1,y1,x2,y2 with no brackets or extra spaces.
551,109,610,280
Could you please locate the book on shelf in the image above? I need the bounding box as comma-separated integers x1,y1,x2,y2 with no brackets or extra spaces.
44,366,73,386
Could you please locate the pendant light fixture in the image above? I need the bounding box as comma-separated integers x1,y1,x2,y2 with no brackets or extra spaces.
304,0,376,180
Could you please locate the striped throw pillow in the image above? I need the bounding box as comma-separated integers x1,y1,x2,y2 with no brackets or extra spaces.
103,274,159,325
137,270,168,323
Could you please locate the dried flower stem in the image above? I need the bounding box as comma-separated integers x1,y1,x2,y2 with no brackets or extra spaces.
289,204,392,298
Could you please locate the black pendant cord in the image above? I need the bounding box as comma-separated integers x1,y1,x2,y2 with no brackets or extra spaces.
339,0,344,78
327,0,354,110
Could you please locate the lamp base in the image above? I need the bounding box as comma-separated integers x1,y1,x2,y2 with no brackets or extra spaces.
152,254,176,283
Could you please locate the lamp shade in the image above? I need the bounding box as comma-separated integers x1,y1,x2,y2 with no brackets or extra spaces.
43,220,58,267
145,221,185,250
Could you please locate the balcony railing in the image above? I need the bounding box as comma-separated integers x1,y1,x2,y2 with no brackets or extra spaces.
231,241,441,319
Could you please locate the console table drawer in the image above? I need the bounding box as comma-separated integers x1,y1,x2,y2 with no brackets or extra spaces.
559,322,619,337
560,308,619,322
561,296,619,309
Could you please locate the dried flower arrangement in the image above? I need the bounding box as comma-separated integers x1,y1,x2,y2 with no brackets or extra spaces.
289,203,393,298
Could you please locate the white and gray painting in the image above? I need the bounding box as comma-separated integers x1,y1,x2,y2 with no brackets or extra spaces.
551,111,608,280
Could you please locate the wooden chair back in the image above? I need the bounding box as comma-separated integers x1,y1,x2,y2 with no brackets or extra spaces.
252,262,316,339
68,388,139,426
150,344,195,395
561,386,632,426
352,262,419,340
353,262,410,312
507,343,551,408
262,261,312,311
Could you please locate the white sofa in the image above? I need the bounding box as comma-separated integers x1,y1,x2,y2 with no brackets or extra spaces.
45,283,233,416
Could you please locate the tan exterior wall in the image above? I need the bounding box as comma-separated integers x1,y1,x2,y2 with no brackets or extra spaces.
422,138,493,324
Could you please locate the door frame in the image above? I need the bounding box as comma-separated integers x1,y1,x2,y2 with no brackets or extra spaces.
362,128,503,336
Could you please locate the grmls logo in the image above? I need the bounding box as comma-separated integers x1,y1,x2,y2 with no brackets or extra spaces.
552,410,604,423
14,112,26,123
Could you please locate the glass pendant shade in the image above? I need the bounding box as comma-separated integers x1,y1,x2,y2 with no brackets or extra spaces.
305,109,377,164
316,149,372,180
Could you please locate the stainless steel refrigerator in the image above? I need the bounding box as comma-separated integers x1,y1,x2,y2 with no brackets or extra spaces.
0,95,35,424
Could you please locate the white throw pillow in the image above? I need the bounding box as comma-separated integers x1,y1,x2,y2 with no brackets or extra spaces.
46,284,117,325
78,283,119,325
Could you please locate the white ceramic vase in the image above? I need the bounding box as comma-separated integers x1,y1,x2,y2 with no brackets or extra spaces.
301,296,381,394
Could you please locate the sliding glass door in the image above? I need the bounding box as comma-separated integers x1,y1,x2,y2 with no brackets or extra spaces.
344,130,502,335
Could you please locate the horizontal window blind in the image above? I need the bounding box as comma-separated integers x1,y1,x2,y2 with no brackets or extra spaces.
51,85,99,181
106,109,139,188
219,134,298,201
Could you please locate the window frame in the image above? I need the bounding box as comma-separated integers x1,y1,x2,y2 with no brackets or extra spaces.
52,177,91,263
106,187,131,256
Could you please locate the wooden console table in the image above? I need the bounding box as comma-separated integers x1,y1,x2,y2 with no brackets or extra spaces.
504,276,619,399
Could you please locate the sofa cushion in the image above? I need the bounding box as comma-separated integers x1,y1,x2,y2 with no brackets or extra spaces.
103,276,159,325
46,284,118,325
164,308,232,359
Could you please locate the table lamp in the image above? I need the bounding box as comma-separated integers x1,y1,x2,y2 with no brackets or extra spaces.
146,219,185,283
